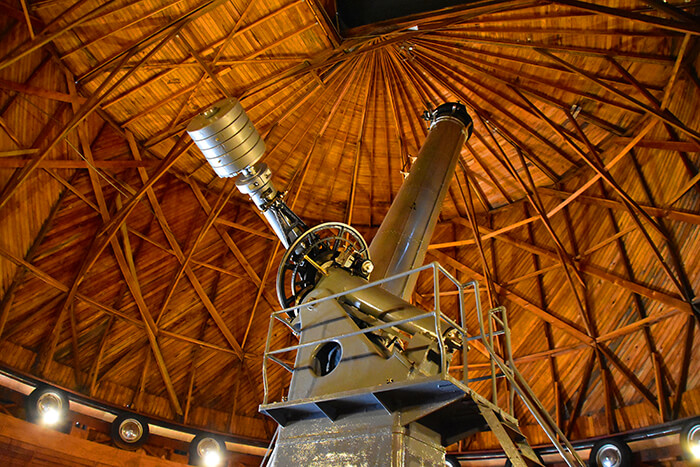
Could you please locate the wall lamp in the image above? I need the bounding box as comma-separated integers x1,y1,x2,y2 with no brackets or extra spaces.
588,438,632,467
26,385,69,430
189,433,226,466
111,413,150,450
681,419,700,463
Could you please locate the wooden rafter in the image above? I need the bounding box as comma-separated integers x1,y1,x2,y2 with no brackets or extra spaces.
66,72,185,415
550,0,700,34
125,132,245,359
0,25,182,211
536,47,700,142
0,245,243,359
0,0,697,446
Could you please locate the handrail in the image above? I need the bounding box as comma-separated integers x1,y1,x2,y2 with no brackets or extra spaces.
262,262,476,404
473,291,586,467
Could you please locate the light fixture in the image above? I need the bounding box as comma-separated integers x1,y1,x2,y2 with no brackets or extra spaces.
38,393,62,425
445,453,460,467
111,413,150,450
680,419,700,463
26,386,69,429
596,443,621,467
189,434,225,466
588,439,632,467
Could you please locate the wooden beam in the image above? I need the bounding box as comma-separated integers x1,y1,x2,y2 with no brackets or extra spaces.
551,0,700,35
88,316,113,396
423,32,674,64
120,21,318,128
466,221,692,314
418,38,628,135
59,0,191,60
176,33,232,99
0,174,73,340
188,181,280,310
0,149,38,157
653,353,669,421
33,138,191,385
536,48,700,141
598,344,659,410
76,0,230,84
565,349,595,437
430,117,657,249
538,187,700,226
517,86,667,238
155,182,235,323
541,94,690,302
466,142,512,203
612,137,700,153
461,163,491,212
79,137,192,284
0,0,116,72
126,164,243,359
410,53,563,182
463,176,498,308
214,218,276,240
0,245,240,358
596,178,670,421
0,158,158,169
0,2,41,28
672,316,696,417
67,301,83,389
596,348,618,434
0,25,181,210
0,78,85,104
303,0,340,47
68,71,184,416
640,0,700,24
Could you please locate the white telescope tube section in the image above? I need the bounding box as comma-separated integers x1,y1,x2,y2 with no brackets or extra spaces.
368,103,473,301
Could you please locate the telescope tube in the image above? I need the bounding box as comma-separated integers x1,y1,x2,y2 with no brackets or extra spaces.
368,103,472,300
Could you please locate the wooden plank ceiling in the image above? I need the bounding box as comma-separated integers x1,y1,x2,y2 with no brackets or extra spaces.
0,0,698,450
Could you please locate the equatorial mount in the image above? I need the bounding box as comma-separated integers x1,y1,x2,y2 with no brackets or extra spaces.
276,222,372,309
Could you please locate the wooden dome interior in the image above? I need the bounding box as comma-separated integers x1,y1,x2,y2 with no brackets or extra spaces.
0,0,699,454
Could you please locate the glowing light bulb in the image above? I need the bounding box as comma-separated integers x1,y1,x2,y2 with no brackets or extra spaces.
196,437,223,467
690,443,700,460
36,391,64,426
202,450,221,467
41,407,60,426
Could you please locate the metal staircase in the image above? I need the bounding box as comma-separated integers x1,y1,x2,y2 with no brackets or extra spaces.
476,305,584,466
478,401,544,466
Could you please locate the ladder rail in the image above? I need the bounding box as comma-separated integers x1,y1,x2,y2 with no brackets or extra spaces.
471,288,586,467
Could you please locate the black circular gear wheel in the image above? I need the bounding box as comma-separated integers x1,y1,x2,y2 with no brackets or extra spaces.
276,222,369,309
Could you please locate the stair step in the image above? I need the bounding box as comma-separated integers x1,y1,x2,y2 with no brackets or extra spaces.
501,419,524,438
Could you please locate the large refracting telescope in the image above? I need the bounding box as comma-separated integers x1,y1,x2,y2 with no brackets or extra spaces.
187,99,580,466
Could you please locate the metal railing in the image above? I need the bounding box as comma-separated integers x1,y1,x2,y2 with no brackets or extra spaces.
476,294,586,466
261,261,585,466
261,262,485,403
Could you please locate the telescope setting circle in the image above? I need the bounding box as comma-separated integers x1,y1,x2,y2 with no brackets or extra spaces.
276,222,370,309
